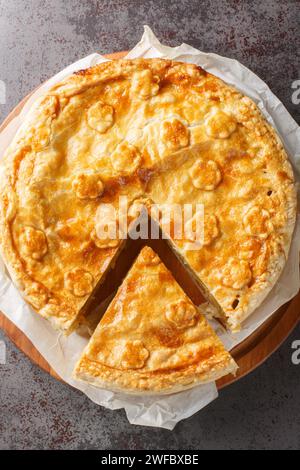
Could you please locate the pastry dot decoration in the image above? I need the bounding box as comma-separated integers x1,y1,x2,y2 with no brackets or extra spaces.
238,237,262,260
166,299,198,329
185,212,219,246
87,102,114,133
120,340,150,369
205,111,237,139
19,226,48,260
92,203,122,249
25,282,49,309
111,142,141,174
72,172,104,199
64,268,94,297
221,257,252,290
189,159,222,190
243,206,273,239
161,118,190,151
131,69,160,99
91,228,121,249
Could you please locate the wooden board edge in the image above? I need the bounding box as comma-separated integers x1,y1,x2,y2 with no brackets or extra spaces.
0,50,299,392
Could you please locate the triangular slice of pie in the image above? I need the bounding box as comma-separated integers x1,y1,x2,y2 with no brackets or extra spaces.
73,246,237,394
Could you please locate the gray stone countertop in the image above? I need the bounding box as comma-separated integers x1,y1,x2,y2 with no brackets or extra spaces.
0,0,299,450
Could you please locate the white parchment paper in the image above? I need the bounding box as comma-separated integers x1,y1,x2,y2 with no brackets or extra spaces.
0,26,299,430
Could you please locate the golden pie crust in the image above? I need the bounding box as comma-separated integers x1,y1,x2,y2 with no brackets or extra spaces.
0,58,296,333
73,246,237,394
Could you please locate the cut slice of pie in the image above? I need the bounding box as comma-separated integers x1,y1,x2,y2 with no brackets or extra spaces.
73,246,237,394
0,58,296,334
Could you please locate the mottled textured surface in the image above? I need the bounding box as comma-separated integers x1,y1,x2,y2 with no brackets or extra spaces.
0,0,299,450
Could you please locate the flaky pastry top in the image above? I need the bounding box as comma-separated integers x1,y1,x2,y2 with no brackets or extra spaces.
74,247,237,394
0,58,296,332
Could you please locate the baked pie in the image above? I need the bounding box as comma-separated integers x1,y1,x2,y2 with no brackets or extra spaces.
73,246,237,394
0,59,296,334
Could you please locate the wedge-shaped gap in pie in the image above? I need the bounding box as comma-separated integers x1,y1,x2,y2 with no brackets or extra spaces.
73,246,237,395
126,211,209,306
146,215,225,318
62,238,127,335
78,215,214,336
128,206,227,325
77,236,143,335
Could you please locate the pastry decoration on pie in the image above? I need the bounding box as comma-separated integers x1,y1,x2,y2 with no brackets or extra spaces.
0,59,296,333
73,247,237,394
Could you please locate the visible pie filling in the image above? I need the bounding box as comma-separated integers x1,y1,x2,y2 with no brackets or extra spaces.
0,58,296,337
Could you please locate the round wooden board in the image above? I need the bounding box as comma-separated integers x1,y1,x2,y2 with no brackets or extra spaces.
0,51,299,390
